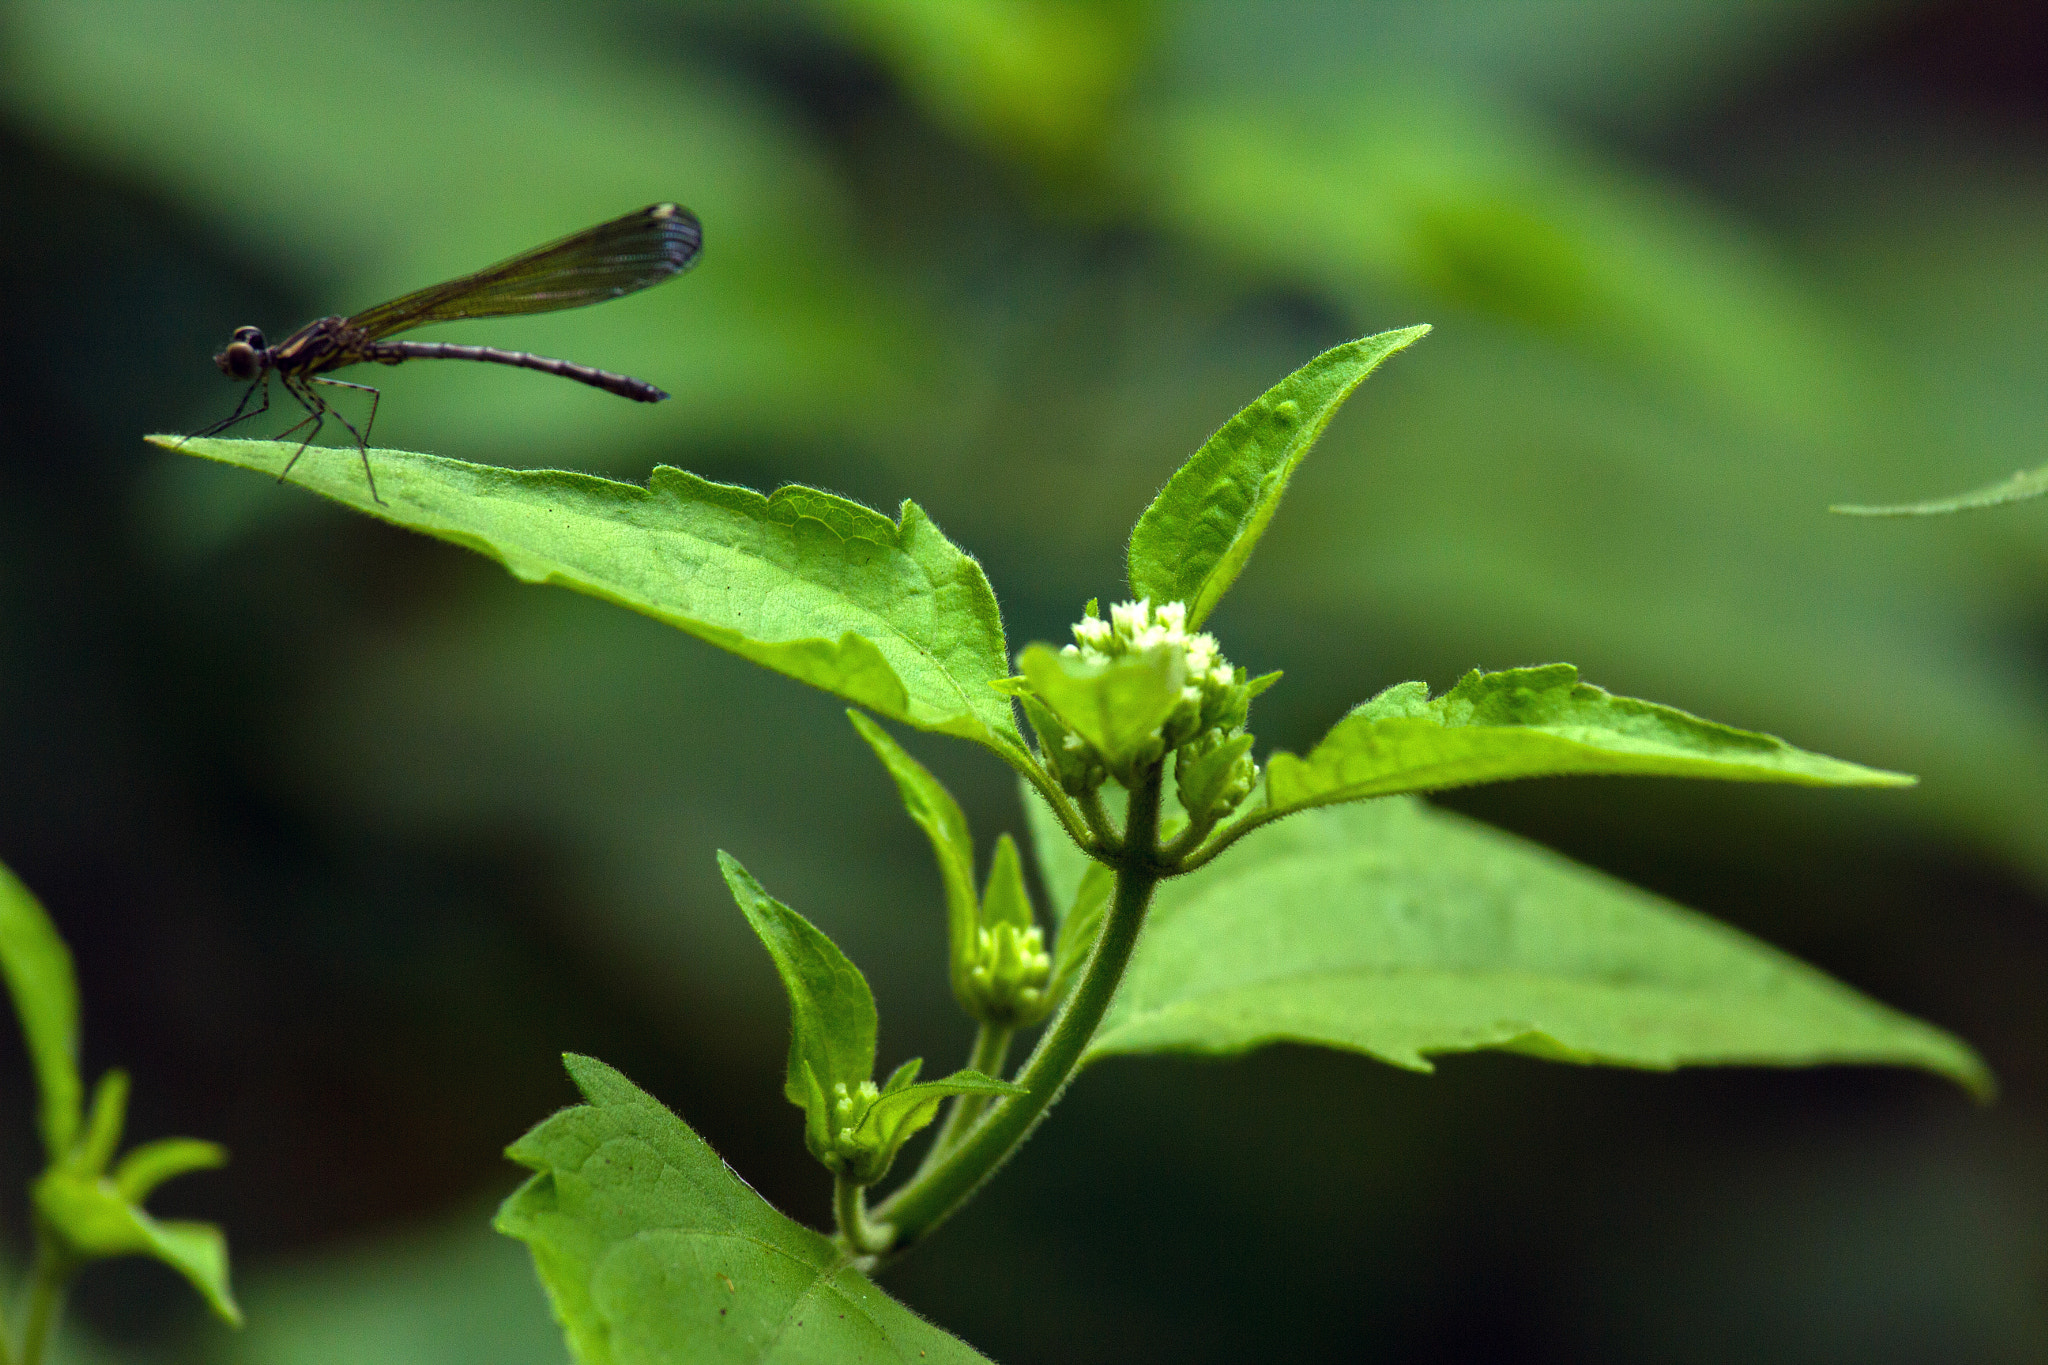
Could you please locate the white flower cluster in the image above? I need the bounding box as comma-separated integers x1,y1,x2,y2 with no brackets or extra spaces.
1063,599,1237,709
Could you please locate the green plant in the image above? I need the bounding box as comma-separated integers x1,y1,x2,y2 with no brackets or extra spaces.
0,863,239,1365
142,327,1986,1362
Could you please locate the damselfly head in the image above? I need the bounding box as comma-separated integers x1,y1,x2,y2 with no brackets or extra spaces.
215,327,267,380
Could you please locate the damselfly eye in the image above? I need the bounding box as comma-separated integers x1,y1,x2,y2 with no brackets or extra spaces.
232,326,266,347
216,341,261,380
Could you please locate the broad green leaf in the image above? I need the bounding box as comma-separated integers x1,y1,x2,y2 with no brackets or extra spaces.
1017,642,1183,772
34,1168,241,1324
0,858,83,1160
848,711,980,999
1083,797,1990,1093
497,1054,991,1364
719,853,875,1106
1128,327,1430,627
1832,461,2048,516
149,438,1021,753
1264,665,1912,815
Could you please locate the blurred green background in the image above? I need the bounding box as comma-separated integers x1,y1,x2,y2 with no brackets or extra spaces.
3,1,2047,1360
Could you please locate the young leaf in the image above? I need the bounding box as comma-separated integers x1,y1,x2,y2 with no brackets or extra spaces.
1080,796,1990,1094
0,858,83,1160
1018,642,1183,774
1127,326,1429,628
848,711,980,999
113,1136,230,1203
1832,461,2048,516
978,835,1033,934
719,852,876,1107
497,1055,991,1364
34,1169,240,1324
1263,665,1912,816
151,439,1022,754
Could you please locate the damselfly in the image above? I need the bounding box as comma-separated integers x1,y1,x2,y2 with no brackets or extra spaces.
194,202,703,503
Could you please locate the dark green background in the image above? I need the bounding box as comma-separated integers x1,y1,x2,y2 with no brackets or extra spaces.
3,2,2046,1361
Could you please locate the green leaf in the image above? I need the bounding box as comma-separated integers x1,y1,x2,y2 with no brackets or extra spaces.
1048,863,1112,1006
1263,665,1913,815
34,1168,241,1324
497,1055,991,1364
848,710,980,1000
0,858,83,1161
1083,797,1990,1094
1017,641,1183,773
72,1068,129,1173
719,853,876,1106
150,439,1021,753
1127,327,1430,628
112,1136,229,1203
1832,462,2048,516
978,834,1033,934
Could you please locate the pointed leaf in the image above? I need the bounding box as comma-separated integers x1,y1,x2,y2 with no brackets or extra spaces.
72,1068,129,1174
151,438,1022,752
1128,327,1429,628
1832,461,2048,516
978,835,1033,934
719,853,876,1106
1264,665,1913,815
1018,642,1183,771
848,710,979,995
113,1137,229,1203
0,858,83,1160
497,1055,991,1364
1086,797,1989,1094
34,1169,240,1324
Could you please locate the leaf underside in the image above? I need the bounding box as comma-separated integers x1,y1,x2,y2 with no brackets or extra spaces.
150,437,1020,753
1078,796,1988,1095
496,1055,989,1365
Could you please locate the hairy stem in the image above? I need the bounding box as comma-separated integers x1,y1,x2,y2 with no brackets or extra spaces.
872,765,1165,1252
834,1174,894,1258
917,1024,1016,1172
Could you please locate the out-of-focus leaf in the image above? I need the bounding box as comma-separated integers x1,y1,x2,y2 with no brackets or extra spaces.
0,858,83,1161
1262,665,1913,815
807,0,1153,169
497,1055,990,1364
112,1137,229,1203
1120,85,1875,440
720,853,877,1107
34,1169,241,1324
1833,463,2048,517
152,437,1022,753
1128,327,1429,627
1082,797,1990,1095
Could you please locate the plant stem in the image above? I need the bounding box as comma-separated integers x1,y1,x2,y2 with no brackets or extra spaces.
872,765,1165,1251
16,1236,71,1365
833,1174,893,1257
918,1023,1015,1171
